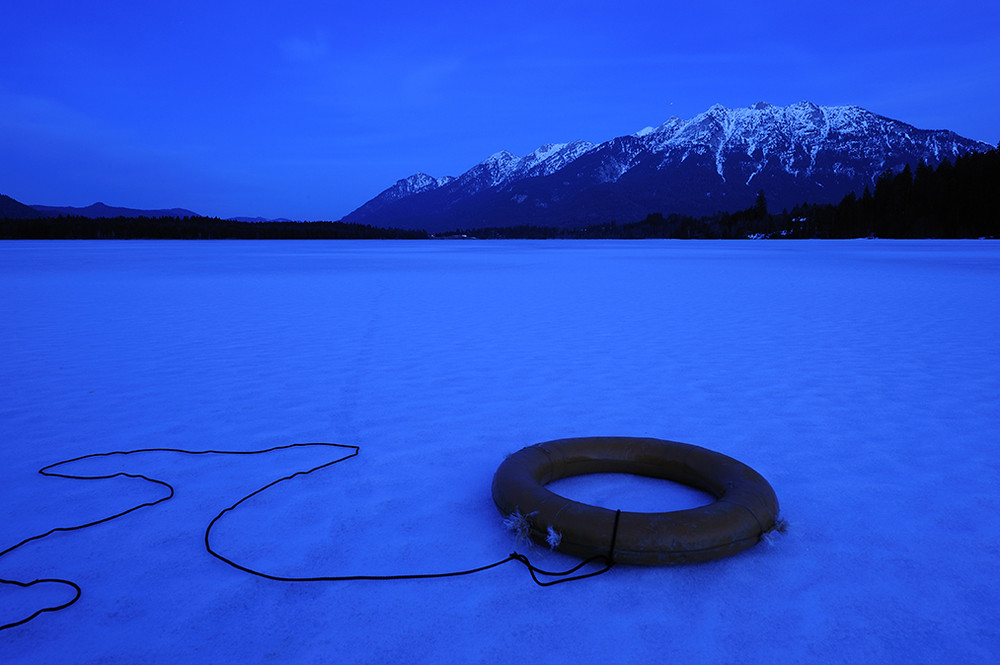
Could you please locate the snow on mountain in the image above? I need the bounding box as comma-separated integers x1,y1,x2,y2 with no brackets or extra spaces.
379,173,454,202
345,172,457,221
447,141,599,196
453,150,522,194
343,102,992,232
516,140,597,178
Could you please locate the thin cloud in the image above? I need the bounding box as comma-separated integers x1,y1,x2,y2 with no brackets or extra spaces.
279,32,331,63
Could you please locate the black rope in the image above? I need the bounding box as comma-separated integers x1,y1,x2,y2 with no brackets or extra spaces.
0,577,81,630
510,552,614,587
609,509,622,561
1,442,616,631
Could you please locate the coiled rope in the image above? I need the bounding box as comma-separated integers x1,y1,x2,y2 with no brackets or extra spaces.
1,442,617,631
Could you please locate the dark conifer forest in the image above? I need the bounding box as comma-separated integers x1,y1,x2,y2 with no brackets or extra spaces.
0,216,429,239
3,147,997,239
445,147,999,239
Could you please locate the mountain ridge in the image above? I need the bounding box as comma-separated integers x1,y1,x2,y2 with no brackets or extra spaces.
28,202,200,219
343,101,992,232
0,194,42,219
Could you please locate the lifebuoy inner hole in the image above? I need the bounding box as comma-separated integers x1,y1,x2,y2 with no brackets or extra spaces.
545,473,716,513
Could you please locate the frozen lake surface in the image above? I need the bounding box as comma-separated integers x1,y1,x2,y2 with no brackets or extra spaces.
1,240,998,663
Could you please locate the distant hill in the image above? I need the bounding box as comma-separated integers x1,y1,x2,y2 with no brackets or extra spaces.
1,194,44,218
29,201,200,218
343,101,993,232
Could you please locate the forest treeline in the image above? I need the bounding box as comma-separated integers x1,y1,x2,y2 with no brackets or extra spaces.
3,147,996,239
446,146,1000,239
0,216,429,239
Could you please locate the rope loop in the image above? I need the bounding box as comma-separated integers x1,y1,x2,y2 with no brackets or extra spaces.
1,442,616,631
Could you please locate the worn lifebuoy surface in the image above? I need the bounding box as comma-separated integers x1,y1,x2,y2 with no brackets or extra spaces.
492,437,780,565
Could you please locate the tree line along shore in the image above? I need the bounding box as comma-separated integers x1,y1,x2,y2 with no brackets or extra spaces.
2,147,996,240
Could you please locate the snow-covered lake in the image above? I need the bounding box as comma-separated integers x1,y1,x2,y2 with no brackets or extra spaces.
2,240,998,663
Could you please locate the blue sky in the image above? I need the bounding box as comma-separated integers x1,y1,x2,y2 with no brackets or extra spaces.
2,1,998,220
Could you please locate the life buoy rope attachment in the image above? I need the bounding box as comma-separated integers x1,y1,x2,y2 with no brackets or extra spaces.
491,437,780,565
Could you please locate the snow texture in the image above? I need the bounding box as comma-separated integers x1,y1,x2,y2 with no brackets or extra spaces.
2,240,999,664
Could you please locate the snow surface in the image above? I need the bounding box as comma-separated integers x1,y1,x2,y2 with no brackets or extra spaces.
1,239,999,663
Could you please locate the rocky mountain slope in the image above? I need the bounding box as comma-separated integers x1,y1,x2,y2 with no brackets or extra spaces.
343,101,992,232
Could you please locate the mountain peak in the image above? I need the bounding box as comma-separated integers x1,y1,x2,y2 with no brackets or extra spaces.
485,150,518,165
528,142,568,160
390,172,443,196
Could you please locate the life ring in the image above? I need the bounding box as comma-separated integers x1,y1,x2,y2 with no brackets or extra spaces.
491,437,780,565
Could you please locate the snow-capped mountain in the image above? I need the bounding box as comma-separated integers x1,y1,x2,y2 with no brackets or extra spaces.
343,102,992,232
